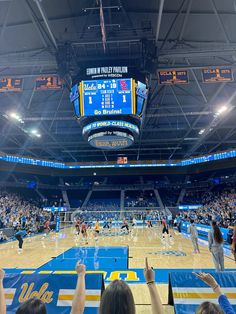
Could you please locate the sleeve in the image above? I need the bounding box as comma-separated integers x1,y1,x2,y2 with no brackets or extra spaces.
208,230,213,250
218,295,235,314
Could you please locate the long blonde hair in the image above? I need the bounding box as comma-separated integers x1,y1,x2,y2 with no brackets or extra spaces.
195,301,223,314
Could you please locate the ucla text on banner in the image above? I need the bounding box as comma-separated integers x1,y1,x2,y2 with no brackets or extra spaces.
168,272,236,314
4,273,104,314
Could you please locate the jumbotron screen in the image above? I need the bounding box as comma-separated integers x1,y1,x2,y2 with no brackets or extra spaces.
70,78,147,117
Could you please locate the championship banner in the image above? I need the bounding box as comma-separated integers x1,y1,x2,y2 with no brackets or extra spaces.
168,272,236,314
4,273,104,314
0,78,23,92
35,76,62,90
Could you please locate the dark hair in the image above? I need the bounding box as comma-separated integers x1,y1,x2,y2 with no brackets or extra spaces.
190,219,194,224
99,280,135,314
211,221,223,244
195,301,223,313
16,298,47,314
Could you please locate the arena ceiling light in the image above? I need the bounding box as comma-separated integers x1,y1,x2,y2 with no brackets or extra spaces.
30,129,41,138
215,105,228,116
198,129,205,135
9,112,24,124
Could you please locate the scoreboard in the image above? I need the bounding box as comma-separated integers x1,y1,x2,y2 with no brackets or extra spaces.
158,70,188,85
202,68,233,83
80,78,135,116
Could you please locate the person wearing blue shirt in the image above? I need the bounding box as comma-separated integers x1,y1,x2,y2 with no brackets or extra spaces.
15,228,27,253
194,272,235,314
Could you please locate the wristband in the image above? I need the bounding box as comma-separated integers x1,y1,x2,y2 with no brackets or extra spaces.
147,281,155,285
213,284,219,291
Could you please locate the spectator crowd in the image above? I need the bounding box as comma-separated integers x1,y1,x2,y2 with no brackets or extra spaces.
0,190,51,239
183,189,236,228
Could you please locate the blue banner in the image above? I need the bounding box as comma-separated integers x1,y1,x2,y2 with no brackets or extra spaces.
4,273,104,314
56,216,60,233
178,205,203,210
181,222,229,241
1,148,236,169
169,272,236,314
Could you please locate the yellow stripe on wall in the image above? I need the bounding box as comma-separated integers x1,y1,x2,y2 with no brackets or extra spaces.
21,271,35,274
58,295,100,301
4,294,14,299
53,271,77,275
174,292,236,299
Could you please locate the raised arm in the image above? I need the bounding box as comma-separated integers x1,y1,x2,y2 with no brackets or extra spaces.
71,262,86,314
194,272,235,314
0,269,6,314
144,257,164,314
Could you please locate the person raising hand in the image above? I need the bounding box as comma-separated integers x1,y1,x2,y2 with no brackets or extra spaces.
71,261,86,314
194,272,235,314
144,257,164,314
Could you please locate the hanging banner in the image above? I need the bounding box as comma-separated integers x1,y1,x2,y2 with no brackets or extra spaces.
35,76,62,90
0,78,23,92
4,273,104,314
158,70,189,84
202,68,233,83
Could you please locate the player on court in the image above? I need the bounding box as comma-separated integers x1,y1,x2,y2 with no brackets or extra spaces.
75,219,81,235
81,221,88,244
162,217,171,238
42,219,50,238
94,219,100,241
131,217,137,227
121,217,129,232
147,220,153,228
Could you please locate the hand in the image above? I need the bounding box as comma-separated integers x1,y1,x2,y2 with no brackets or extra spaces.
144,257,155,283
0,268,5,280
75,261,86,276
193,272,218,289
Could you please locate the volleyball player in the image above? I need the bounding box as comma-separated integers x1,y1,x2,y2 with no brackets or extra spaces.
147,220,153,228
121,217,129,232
42,219,50,238
75,218,81,235
81,221,88,244
94,219,100,240
162,217,169,238
103,218,110,229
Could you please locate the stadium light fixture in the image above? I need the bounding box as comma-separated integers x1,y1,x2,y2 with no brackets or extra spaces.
10,112,20,120
30,129,41,138
215,105,228,116
9,112,24,123
198,129,205,135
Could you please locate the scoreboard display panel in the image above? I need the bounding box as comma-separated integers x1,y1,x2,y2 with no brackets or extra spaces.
80,78,135,116
0,78,23,92
202,68,233,83
158,70,188,85
35,76,62,90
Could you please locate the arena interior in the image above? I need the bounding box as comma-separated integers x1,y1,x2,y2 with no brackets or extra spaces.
1,1,236,313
